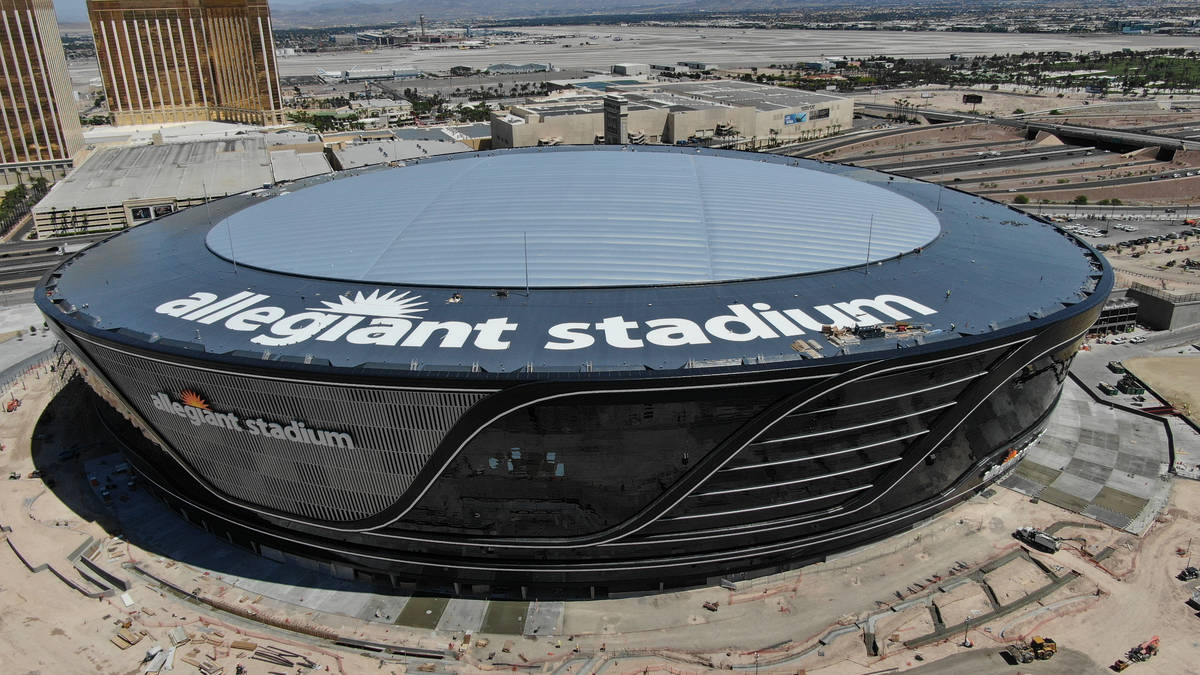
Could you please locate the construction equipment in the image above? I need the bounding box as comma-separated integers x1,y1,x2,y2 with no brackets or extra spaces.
1126,636,1159,663
1178,566,1199,581
1030,636,1057,660
1005,643,1034,663
1014,527,1061,553
702,601,720,612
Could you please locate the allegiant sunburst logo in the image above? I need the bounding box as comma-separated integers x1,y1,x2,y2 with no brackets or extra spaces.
313,289,427,319
180,390,209,409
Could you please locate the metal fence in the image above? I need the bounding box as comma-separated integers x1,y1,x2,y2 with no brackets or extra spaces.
0,345,64,397
1129,281,1200,304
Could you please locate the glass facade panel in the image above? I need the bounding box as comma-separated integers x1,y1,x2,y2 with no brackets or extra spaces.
57,324,1090,590
78,338,485,522
400,386,794,537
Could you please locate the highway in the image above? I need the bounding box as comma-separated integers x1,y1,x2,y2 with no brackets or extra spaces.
767,121,968,159
0,235,104,295
0,250,64,293
836,138,1029,164
856,103,1200,151
881,146,1096,177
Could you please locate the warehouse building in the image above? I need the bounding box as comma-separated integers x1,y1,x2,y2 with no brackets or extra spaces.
490,80,852,148
31,136,334,237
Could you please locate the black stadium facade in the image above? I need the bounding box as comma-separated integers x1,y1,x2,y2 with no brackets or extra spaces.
38,146,1112,594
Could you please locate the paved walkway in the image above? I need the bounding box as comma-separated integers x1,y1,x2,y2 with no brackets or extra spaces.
1001,341,1178,533
0,303,56,369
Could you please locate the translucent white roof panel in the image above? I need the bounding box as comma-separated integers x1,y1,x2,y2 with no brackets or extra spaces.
206,149,941,287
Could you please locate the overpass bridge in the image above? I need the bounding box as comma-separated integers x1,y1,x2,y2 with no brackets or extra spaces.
856,103,1200,155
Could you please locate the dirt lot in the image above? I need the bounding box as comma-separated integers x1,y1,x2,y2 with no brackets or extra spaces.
0,372,375,675
1103,231,1200,294
824,122,1025,160
1013,483,1200,675
1124,356,1200,419
983,557,1050,606
932,582,994,628
849,86,1098,117
1012,175,1200,206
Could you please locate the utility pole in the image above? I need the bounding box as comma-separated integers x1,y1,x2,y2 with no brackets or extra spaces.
864,214,875,274
523,231,530,297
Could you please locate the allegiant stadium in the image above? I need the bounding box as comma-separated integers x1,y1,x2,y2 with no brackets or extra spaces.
37,145,1111,594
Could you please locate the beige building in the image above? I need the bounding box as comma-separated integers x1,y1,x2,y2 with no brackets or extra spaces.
32,136,274,236
491,80,852,149
88,0,285,126
0,0,84,185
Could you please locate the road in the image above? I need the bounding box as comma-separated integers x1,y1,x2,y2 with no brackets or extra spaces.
769,121,968,159
859,103,1200,151
836,138,1029,164
954,159,1158,187
0,235,105,295
882,146,1096,177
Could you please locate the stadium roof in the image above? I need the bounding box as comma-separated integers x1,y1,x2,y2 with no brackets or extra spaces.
207,150,941,287
40,146,1108,375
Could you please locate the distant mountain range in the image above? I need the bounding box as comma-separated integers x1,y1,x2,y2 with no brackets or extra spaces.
53,0,713,27
54,1,1027,30
267,1,687,27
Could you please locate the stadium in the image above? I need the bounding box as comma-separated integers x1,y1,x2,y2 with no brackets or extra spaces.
38,145,1111,594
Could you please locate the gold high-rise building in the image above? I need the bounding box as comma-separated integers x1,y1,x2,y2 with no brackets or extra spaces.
88,0,284,126
0,0,84,185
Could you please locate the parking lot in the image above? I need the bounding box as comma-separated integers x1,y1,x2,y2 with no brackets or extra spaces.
1053,216,1198,243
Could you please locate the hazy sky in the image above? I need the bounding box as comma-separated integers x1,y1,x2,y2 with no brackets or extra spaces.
55,0,314,23
55,1,90,24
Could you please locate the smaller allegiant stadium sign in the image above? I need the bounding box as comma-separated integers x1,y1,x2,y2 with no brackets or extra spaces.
151,390,354,449
153,289,938,352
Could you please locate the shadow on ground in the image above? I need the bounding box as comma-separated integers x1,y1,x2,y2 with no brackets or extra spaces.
30,378,409,600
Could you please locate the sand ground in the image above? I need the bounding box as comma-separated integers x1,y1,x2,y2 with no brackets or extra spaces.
1124,356,1200,420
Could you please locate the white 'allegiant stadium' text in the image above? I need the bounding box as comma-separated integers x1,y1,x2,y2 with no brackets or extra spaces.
154,291,938,351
